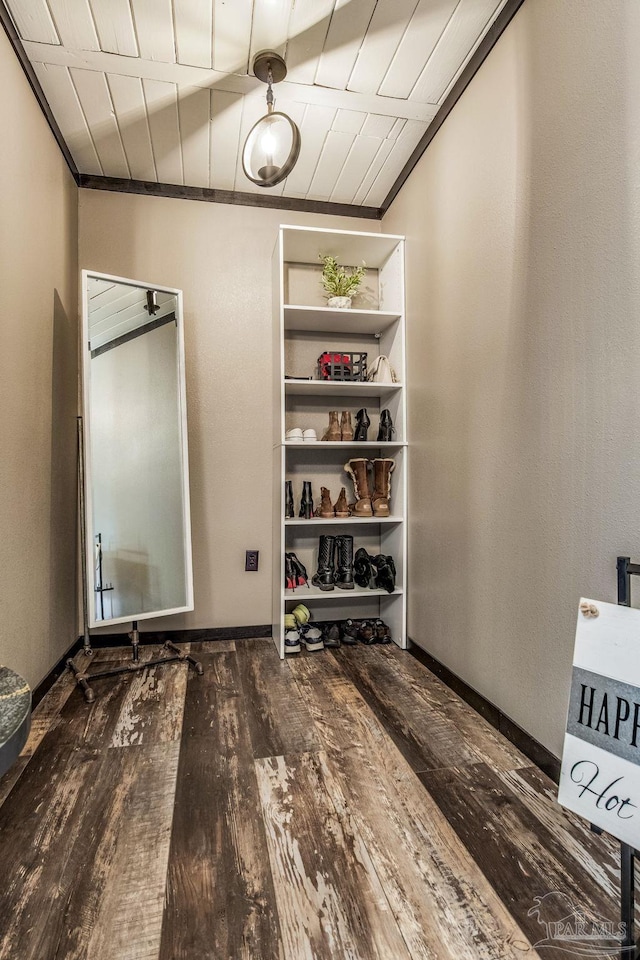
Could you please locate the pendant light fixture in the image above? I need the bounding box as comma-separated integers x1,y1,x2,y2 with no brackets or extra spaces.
242,51,301,188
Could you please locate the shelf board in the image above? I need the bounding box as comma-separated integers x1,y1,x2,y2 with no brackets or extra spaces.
285,516,403,526
284,586,403,601
281,226,403,269
284,441,406,449
284,380,403,397
284,305,400,335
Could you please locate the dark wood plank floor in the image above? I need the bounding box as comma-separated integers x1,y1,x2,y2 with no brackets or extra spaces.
0,639,631,959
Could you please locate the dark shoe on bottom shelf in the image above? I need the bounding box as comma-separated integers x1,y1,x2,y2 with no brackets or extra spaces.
341,619,359,646
358,620,376,645
321,622,341,648
300,624,324,652
373,619,392,644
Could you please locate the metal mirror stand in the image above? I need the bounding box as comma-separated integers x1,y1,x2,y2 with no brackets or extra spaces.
67,417,203,704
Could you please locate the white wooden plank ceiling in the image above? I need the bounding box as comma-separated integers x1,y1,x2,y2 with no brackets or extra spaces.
7,0,509,208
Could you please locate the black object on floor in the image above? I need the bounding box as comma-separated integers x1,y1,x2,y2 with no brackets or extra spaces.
67,622,204,704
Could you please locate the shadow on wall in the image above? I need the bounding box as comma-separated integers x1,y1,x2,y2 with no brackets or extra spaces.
489,1,638,702
49,289,78,658
398,0,640,756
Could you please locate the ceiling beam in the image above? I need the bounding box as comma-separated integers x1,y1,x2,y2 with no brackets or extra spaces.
22,43,439,123
77,175,382,220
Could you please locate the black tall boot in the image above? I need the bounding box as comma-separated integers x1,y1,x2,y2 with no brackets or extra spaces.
354,408,370,441
285,480,294,519
335,535,354,590
299,481,314,519
312,536,336,591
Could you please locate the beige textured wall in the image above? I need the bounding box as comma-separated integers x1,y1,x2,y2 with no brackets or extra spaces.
79,192,374,632
0,29,78,688
383,0,640,756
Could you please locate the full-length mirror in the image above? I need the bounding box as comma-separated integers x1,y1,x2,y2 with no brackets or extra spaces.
82,271,193,627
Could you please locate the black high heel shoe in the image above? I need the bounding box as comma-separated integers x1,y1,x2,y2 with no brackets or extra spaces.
377,409,395,442
354,408,370,441
285,552,309,590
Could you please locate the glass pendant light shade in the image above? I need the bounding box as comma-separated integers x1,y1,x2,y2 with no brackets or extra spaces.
243,110,301,187
242,52,301,189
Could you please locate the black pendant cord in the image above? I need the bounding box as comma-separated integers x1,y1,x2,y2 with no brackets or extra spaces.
615,557,640,959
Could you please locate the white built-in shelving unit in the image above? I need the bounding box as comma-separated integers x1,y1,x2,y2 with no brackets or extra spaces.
272,225,407,659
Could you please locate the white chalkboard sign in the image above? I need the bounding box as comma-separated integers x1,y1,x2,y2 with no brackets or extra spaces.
558,599,640,847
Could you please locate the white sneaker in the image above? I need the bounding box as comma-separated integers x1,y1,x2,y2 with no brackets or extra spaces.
302,429,317,442
285,428,304,442
284,629,301,654
300,625,324,652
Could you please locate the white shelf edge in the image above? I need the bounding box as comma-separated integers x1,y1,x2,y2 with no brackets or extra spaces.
285,517,403,526
284,379,404,390
283,441,407,448
284,587,404,601
284,304,401,320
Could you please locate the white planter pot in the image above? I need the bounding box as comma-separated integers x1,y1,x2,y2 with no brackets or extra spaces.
327,296,352,309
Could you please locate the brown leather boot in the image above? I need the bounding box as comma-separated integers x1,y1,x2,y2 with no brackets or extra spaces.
322,411,341,441
344,459,373,516
315,486,335,518
371,458,395,517
334,487,350,517
340,411,353,441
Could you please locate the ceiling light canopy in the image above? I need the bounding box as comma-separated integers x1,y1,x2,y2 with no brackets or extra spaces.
242,51,301,189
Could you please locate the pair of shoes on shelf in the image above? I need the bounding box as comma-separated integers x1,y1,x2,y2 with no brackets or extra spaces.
285,480,320,520
315,487,350,519
285,552,309,590
345,458,394,517
353,549,396,593
322,411,353,441
286,428,317,442
312,535,354,591
285,604,323,655
342,618,392,645
352,409,395,442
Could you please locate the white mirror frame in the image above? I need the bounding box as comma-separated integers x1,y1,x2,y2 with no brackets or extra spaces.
81,270,194,628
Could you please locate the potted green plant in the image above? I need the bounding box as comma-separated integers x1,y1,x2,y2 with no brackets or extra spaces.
319,255,366,309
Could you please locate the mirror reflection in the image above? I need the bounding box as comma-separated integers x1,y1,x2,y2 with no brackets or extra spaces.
83,273,193,626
